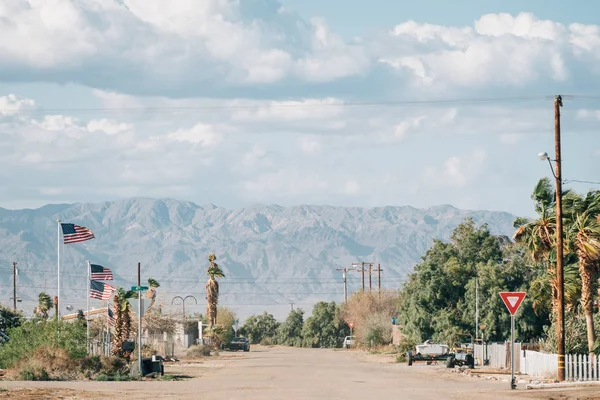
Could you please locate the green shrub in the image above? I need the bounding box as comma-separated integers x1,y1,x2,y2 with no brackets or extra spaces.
19,367,49,381
0,320,86,369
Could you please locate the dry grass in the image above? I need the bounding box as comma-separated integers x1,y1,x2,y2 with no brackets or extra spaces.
340,291,399,347
185,345,212,359
5,347,130,381
6,347,78,381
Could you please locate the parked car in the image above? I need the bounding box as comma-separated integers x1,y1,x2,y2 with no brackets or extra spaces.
225,337,250,352
342,336,355,348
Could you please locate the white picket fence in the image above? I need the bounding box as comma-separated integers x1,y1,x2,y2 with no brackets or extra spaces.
566,354,600,381
519,351,600,381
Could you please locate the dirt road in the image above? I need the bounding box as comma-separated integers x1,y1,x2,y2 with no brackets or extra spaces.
1,346,599,399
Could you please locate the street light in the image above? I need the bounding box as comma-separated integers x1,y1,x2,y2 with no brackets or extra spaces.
171,295,198,320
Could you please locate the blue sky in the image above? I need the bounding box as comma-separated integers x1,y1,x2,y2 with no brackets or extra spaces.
0,0,599,218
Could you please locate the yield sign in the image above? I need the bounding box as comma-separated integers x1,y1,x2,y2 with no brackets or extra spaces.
499,292,527,315
347,321,354,329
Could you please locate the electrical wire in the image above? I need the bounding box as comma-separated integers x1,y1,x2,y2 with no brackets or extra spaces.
0,95,555,116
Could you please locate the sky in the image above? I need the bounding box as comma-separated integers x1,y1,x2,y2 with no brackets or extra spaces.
0,0,599,217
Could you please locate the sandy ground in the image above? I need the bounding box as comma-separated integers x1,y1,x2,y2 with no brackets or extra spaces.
0,346,599,400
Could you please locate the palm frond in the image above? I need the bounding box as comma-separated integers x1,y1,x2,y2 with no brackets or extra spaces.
147,277,160,288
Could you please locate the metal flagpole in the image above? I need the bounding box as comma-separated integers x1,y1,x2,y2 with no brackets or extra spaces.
87,261,91,354
57,220,61,319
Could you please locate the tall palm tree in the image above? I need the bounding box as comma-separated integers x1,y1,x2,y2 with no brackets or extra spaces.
206,254,224,328
111,287,137,358
564,190,600,354
145,278,160,312
514,178,560,312
34,292,53,319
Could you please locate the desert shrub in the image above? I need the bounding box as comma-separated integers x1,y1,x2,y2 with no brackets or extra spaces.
19,367,49,381
10,347,78,381
0,319,86,369
540,311,600,354
260,337,273,346
186,345,212,358
340,291,398,347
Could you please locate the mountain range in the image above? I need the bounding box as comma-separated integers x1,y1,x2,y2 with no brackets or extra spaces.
0,198,519,320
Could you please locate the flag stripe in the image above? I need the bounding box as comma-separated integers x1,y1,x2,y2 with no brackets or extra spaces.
89,280,115,301
90,264,113,280
61,223,95,245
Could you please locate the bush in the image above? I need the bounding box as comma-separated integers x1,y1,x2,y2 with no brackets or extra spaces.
0,319,86,369
340,292,397,347
186,345,212,358
10,347,77,381
260,337,273,346
20,367,49,381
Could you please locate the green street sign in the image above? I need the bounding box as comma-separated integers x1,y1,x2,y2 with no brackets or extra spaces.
131,286,148,292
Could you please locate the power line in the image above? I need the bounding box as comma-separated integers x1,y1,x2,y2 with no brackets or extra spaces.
563,179,600,185
0,96,554,115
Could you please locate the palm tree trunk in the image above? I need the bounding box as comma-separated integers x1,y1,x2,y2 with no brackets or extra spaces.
580,264,596,354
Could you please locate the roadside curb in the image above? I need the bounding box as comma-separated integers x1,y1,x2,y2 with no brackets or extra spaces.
526,381,600,390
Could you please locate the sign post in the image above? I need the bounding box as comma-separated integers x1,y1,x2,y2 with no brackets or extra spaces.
347,321,354,336
132,261,148,378
499,291,527,390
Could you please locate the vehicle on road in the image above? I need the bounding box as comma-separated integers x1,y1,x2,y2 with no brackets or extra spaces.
406,340,474,369
342,336,355,348
224,337,250,352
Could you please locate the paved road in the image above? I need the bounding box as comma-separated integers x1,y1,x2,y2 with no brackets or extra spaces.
2,346,599,399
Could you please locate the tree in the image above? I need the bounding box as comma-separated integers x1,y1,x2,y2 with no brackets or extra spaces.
34,292,53,320
564,190,600,354
0,306,22,332
145,278,160,312
397,218,549,346
301,302,348,348
277,309,304,346
513,178,561,314
205,254,224,328
111,287,137,358
240,312,280,344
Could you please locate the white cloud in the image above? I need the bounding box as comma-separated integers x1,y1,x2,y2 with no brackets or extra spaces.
0,94,35,116
241,169,328,200
297,136,322,155
499,133,523,145
87,119,133,135
167,123,222,147
422,149,487,189
232,98,345,122
344,180,360,195
380,12,583,89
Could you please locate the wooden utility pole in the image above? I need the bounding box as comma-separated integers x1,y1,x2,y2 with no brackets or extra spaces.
368,263,372,292
377,264,382,298
12,262,17,311
554,95,565,382
336,267,354,302
361,262,365,291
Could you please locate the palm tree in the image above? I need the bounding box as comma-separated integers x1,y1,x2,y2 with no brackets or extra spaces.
206,254,225,328
34,292,53,319
145,278,160,312
111,287,137,358
564,190,600,354
514,178,560,312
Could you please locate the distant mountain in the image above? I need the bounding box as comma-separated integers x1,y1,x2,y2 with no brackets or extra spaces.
0,198,519,320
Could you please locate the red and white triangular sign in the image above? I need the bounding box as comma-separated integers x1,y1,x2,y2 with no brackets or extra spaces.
499,292,527,315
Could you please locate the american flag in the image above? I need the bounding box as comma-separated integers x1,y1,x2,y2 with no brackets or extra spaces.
90,264,113,280
107,307,115,326
61,223,95,244
90,280,115,300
